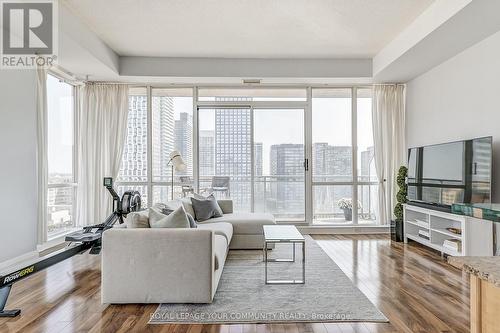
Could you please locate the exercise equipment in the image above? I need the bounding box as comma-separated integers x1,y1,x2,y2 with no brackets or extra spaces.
0,177,141,317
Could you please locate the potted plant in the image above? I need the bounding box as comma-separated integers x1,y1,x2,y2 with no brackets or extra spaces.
337,198,362,222
392,166,408,242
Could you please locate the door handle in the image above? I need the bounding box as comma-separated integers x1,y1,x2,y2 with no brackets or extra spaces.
304,159,309,171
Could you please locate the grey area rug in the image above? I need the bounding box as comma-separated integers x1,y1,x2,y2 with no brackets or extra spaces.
150,236,387,324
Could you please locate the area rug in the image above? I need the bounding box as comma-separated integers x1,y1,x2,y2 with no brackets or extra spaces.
150,236,387,324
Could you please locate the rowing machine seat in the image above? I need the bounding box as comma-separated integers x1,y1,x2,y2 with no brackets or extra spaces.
65,231,102,243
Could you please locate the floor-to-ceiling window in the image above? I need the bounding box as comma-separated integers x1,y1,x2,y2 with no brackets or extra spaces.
116,86,377,225
311,87,376,224
151,88,194,203
117,87,149,205
312,89,353,224
117,87,194,205
46,74,77,239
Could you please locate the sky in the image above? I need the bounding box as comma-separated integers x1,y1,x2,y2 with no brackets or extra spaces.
47,75,74,175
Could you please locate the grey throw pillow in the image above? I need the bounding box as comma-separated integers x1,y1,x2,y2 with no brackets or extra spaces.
191,194,223,222
149,206,190,228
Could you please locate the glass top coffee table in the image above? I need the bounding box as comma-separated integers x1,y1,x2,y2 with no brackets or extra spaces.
263,225,305,284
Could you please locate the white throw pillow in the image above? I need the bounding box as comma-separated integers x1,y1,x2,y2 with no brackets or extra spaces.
149,205,190,229
180,197,196,217
125,210,150,228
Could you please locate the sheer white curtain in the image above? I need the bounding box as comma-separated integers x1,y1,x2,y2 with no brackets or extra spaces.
76,84,129,227
36,68,48,244
372,85,406,225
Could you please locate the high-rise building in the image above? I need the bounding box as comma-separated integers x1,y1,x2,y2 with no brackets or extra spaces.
199,130,215,176
120,95,148,181
119,94,175,204
313,143,352,182
254,143,263,176
214,98,252,211
312,143,353,218
151,96,177,203
174,112,193,176
269,144,304,214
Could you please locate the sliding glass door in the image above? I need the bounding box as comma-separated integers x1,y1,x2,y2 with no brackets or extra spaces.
253,109,305,221
198,107,305,221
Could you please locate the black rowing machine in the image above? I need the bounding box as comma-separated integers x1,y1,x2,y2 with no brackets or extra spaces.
0,177,141,317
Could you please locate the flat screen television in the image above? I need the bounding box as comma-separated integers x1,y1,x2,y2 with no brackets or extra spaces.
407,136,492,210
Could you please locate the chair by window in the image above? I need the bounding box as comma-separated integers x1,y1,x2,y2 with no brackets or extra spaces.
202,176,230,198
180,176,194,197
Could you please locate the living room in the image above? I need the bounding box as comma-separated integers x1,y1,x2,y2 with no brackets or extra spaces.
1,1,500,332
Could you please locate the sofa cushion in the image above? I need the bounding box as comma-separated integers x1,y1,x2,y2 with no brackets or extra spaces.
125,210,150,228
213,234,228,271
201,212,276,235
191,194,223,222
197,222,233,245
149,206,190,229
217,199,233,214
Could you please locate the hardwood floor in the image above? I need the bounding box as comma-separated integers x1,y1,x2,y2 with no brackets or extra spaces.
0,235,469,333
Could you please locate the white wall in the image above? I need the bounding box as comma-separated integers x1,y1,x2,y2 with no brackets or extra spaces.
406,30,500,201
0,70,38,263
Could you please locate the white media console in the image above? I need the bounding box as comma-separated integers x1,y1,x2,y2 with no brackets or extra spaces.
403,204,493,256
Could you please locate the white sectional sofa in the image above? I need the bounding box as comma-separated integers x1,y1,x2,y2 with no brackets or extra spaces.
101,198,275,304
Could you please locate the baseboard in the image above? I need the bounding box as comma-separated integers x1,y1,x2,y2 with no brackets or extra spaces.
0,251,39,273
298,225,390,235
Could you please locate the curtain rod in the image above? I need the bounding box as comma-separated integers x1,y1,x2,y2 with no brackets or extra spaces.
84,81,132,85
372,83,406,86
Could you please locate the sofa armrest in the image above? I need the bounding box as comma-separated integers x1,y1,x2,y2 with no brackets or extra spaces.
217,199,233,214
101,228,215,304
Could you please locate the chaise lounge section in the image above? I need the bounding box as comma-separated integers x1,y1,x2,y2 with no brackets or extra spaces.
187,198,276,250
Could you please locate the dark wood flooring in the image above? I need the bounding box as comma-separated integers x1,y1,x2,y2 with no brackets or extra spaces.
0,235,470,333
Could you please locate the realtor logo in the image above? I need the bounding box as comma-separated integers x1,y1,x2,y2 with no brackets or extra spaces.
1,0,57,69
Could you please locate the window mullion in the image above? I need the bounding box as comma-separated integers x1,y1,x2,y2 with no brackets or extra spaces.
146,86,153,206
352,87,358,225
193,86,199,193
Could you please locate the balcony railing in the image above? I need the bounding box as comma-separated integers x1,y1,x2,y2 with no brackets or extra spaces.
118,174,377,223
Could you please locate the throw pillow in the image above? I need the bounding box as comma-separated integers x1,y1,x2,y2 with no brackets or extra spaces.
149,205,190,229
186,213,198,228
125,211,150,228
180,197,196,217
191,194,223,222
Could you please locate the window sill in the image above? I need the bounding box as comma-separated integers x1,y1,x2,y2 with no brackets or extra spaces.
38,228,79,254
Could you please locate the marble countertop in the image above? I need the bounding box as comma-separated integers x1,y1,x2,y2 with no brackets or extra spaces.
451,203,500,223
448,256,500,287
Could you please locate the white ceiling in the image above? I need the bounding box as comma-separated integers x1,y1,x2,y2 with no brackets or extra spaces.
62,0,434,58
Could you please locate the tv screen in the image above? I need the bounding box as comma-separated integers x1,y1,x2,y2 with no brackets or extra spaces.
407,137,492,208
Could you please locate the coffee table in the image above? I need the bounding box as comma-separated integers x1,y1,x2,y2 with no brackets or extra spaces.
263,225,305,284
